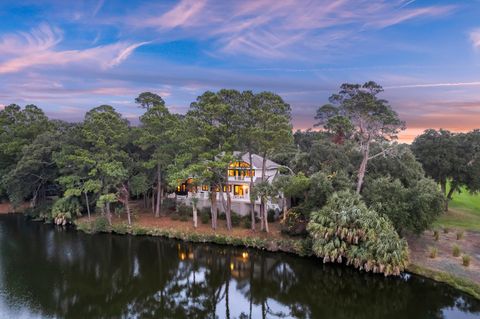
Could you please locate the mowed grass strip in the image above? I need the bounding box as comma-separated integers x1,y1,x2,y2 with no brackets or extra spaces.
434,187,480,231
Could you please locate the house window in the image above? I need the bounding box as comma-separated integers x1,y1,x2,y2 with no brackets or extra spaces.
202,185,209,191
234,185,245,196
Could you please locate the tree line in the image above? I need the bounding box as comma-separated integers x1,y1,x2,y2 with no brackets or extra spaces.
1,81,469,239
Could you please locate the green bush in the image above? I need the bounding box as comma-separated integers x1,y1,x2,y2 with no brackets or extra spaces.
112,223,128,234
170,213,180,221
200,210,210,224
163,198,176,211
433,230,439,241
51,197,82,224
452,245,461,257
267,209,277,222
176,203,192,216
462,254,471,267
242,215,252,229
307,191,409,276
231,212,241,227
179,214,189,222
429,247,438,259
92,216,110,233
456,231,464,240
281,207,307,236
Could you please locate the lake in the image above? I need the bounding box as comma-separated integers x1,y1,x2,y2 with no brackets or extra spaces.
0,214,479,319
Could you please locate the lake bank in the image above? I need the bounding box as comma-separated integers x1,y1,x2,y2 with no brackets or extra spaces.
73,211,480,300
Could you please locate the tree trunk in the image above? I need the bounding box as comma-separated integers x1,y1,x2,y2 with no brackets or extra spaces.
248,152,256,231
356,142,370,194
151,189,155,215
445,182,457,211
155,164,162,218
219,186,232,230
261,153,269,233
211,190,217,230
440,178,447,196
106,202,112,225
282,196,288,221
84,192,91,221
222,176,233,230
192,201,198,228
124,184,132,226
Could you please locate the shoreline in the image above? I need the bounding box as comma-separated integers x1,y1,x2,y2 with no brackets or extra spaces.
72,216,480,301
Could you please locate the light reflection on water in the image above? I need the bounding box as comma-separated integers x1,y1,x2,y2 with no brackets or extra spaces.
0,214,479,319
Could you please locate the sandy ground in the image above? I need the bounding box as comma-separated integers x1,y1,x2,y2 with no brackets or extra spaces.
408,229,480,284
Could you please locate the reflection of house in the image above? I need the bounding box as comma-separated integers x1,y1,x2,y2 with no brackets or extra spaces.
174,152,281,216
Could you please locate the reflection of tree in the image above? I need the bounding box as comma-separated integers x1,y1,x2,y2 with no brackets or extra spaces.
0,214,479,319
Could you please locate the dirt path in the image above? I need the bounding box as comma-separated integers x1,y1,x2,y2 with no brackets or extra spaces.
408,229,480,285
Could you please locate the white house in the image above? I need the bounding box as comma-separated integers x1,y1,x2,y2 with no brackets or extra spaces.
173,152,282,216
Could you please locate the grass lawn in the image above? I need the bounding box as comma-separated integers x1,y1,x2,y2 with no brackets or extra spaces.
434,187,480,231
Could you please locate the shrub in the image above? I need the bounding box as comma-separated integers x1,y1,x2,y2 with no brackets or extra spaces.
456,231,464,240
242,215,252,229
51,197,82,225
177,203,192,216
462,255,471,267
433,230,439,241
429,247,438,259
112,223,128,234
179,214,189,222
200,210,210,224
443,227,449,234
163,198,176,211
307,191,409,276
452,245,461,257
170,213,180,221
267,209,277,222
231,212,241,227
281,207,308,236
92,216,110,233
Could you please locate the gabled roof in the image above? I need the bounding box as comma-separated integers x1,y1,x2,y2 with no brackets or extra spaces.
233,152,280,170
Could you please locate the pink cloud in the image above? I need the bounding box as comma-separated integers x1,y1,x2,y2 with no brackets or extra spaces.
138,0,453,59
0,24,149,74
142,0,207,29
470,29,480,49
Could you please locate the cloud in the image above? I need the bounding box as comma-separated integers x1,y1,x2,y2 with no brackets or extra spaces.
125,0,453,59
139,0,207,29
470,29,480,49
0,24,149,74
385,81,480,89
106,41,150,68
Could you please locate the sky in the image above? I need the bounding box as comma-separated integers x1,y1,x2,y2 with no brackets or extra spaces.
1,0,480,142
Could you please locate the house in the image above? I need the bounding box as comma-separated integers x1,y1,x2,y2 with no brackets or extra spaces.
173,152,283,216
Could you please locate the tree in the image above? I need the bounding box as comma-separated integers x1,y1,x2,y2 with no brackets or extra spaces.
137,92,178,218
315,82,405,193
184,91,238,230
0,104,51,202
250,92,293,232
363,176,445,235
412,129,480,210
80,105,130,225
4,129,61,209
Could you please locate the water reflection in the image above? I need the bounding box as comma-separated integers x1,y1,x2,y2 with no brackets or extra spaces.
0,214,479,319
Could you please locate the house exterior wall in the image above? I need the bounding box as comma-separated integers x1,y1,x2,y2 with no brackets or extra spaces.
173,154,283,216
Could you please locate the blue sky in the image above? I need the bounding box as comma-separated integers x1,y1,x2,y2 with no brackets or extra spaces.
1,0,480,141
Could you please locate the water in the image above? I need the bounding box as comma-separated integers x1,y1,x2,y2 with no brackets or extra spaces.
0,214,478,319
